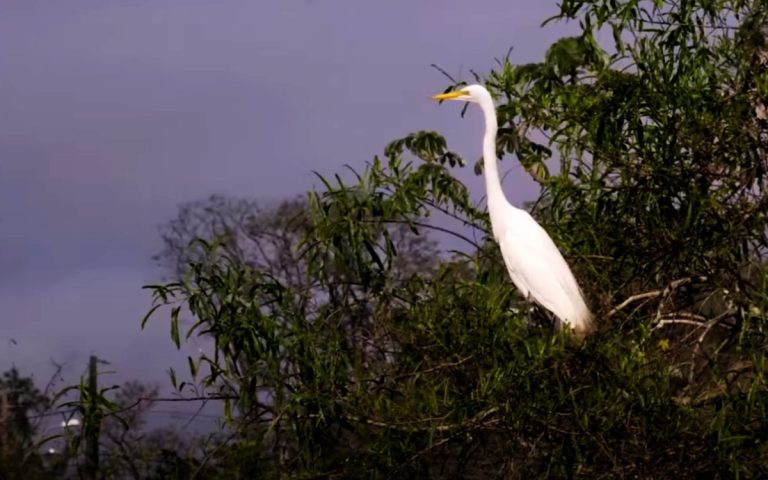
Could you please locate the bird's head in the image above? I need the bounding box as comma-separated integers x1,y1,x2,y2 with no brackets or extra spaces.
431,84,491,105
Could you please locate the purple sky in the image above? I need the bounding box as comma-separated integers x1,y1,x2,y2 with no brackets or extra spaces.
1,0,576,421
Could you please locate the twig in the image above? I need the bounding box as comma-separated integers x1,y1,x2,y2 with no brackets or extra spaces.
653,277,707,322
653,318,709,329
430,63,460,84
181,398,210,431
106,395,237,417
640,18,738,31
374,219,482,250
653,312,708,330
674,361,757,407
391,356,474,382
390,407,502,474
607,276,707,318
688,307,737,383
607,291,663,317
190,429,239,480
327,406,500,434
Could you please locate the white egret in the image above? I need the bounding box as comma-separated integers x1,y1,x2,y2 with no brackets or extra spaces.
432,85,593,338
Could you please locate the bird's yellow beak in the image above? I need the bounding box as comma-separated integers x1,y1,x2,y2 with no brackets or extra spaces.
431,90,467,101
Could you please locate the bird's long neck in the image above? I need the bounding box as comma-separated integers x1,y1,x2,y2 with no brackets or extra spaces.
480,99,507,212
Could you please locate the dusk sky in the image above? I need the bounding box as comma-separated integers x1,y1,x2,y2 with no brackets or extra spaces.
1,0,578,425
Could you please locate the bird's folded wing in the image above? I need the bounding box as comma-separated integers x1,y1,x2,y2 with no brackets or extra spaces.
498,215,583,320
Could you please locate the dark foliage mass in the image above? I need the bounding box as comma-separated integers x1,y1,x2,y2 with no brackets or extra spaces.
63,0,768,478
0,368,56,480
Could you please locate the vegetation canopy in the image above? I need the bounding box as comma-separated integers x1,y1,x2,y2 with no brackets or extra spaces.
136,0,768,477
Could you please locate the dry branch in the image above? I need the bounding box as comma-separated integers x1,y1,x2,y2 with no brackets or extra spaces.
608,276,707,318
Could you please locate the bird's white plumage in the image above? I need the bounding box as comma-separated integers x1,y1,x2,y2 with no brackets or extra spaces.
495,206,591,334
433,84,593,338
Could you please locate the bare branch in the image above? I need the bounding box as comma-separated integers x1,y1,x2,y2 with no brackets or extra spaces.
608,276,708,318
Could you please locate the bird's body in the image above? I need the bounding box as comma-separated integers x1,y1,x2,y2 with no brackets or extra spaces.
433,85,592,338
494,204,592,335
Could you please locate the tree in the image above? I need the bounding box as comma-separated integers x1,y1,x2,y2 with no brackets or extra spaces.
154,194,441,286
0,368,58,480
143,0,768,477
57,376,213,480
97,381,202,480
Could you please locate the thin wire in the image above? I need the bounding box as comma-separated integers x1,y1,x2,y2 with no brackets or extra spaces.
25,395,232,420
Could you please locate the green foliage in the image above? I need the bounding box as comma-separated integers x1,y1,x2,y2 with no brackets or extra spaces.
56,377,211,480
488,0,768,305
140,0,768,477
